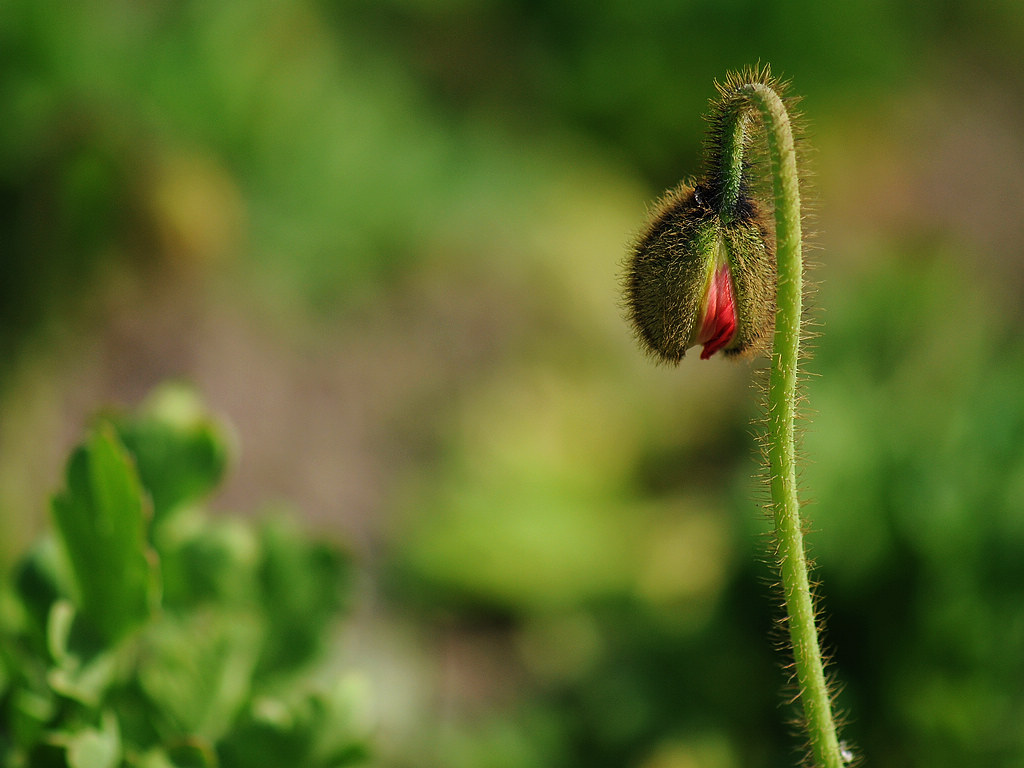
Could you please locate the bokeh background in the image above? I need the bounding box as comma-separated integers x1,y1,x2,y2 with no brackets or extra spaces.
3,1,1024,766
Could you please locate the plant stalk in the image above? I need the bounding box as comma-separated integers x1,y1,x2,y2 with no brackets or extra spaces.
737,81,844,768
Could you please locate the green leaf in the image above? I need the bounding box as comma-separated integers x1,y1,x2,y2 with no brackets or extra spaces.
8,687,58,750
218,684,369,768
51,423,159,644
134,741,218,768
157,516,259,611
112,383,231,525
136,609,261,741
255,517,349,675
11,537,65,641
163,741,219,768
46,600,119,707
65,711,121,768
308,676,372,767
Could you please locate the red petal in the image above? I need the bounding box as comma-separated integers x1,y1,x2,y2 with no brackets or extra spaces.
698,264,737,359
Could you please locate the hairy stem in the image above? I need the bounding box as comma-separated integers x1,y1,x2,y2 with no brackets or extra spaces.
734,81,844,767
712,108,748,222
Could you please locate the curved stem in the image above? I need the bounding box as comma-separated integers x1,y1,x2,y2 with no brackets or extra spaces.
713,108,748,222
735,82,844,768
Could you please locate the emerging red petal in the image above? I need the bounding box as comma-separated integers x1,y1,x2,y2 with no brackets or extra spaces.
697,264,737,359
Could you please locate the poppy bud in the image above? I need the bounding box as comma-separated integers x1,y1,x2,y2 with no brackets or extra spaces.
625,182,775,363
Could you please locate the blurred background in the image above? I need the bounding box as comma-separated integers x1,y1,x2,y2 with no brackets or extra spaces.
3,1,1024,766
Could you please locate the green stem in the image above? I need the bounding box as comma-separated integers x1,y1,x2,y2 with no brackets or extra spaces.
733,82,844,768
712,108,748,223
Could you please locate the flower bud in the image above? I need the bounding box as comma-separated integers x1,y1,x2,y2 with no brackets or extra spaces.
625,183,775,363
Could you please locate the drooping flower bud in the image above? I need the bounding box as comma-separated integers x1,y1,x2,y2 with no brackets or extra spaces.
625,182,775,363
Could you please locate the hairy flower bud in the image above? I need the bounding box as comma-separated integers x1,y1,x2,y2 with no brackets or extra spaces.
625,183,775,363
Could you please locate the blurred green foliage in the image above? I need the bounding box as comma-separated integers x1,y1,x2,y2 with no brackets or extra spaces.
5,0,1022,355
388,255,1024,768
805,257,1024,767
3,1,1024,767
0,385,366,767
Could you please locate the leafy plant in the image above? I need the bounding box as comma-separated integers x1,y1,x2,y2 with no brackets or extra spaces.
0,384,367,768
